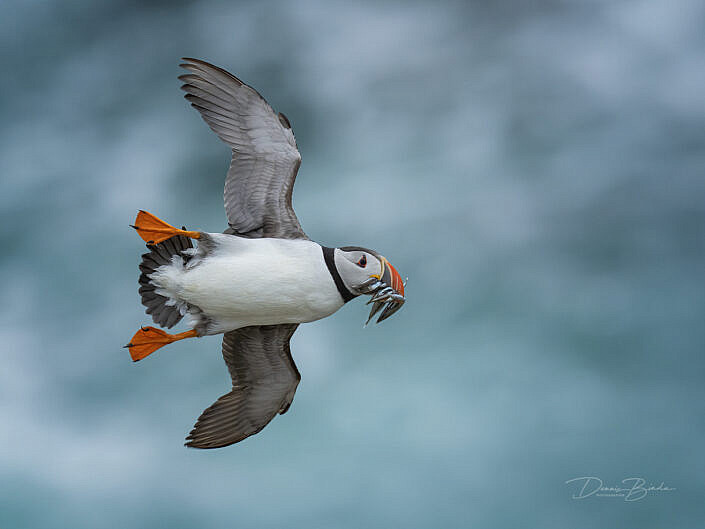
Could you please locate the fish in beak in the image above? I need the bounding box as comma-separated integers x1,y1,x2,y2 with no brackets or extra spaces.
358,257,406,325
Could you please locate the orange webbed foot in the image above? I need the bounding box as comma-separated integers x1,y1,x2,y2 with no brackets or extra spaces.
131,210,201,244
124,326,198,362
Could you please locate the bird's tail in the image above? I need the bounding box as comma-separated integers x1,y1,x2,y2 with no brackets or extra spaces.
138,235,194,328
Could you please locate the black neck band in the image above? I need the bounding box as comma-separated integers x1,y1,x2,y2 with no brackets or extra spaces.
322,246,356,303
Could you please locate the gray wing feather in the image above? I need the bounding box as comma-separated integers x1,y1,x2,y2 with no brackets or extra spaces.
179,58,307,240
185,324,301,449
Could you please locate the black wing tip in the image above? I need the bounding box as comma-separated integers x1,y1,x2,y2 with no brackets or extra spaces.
184,435,235,450
184,437,201,449
187,101,207,113
184,440,209,449
178,57,245,86
183,442,224,450
179,57,200,67
278,112,291,129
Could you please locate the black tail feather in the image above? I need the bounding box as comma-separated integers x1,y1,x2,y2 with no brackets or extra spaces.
138,235,193,328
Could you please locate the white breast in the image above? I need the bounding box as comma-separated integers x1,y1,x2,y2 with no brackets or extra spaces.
150,235,344,334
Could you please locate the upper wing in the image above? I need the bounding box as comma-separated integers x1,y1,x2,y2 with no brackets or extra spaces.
185,324,301,449
179,58,307,240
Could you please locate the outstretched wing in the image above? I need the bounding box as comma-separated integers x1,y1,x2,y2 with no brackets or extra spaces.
185,324,301,449
179,58,307,240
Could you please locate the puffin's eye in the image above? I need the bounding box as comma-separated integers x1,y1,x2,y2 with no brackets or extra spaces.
357,255,367,267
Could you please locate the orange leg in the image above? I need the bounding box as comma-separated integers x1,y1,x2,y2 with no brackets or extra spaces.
131,210,201,244
124,326,198,362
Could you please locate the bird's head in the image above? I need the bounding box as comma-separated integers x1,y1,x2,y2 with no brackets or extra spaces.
334,246,406,324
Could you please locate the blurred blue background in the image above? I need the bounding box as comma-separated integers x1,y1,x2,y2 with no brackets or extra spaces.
1,0,704,527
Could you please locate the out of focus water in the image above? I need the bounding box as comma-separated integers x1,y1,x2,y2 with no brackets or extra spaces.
1,1,704,527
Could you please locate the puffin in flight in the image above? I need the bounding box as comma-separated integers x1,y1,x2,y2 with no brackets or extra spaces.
125,58,406,449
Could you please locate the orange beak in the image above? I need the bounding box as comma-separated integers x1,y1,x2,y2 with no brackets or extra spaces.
382,258,405,297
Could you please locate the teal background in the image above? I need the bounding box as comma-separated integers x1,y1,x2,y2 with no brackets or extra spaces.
1,1,704,527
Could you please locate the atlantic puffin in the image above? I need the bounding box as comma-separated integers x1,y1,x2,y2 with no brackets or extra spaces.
125,58,406,449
